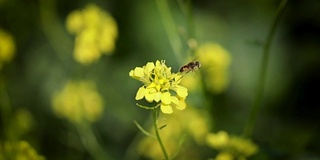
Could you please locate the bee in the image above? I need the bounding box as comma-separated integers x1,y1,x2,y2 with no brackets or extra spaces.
179,61,201,73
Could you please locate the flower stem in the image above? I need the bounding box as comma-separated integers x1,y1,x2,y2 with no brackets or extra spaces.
0,74,12,140
38,0,73,63
153,108,169,160
155,0,183,65
134,120,156,139
76,121,112,160
243,0,289,137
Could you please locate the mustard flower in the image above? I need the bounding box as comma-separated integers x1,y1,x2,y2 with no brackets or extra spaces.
206,131,258,159
0,141,45,160
196,43,231,93
129,60,188,114
0,29,15,69
51,80,104,123
66,3,118,65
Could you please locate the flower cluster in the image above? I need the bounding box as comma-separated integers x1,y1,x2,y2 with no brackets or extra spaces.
66,3,118,65
51,80,104,123
196,43,231,93
0,141,45,160
129,60,188,114
206,131,258,160
0,29,15,69
6,109,34,140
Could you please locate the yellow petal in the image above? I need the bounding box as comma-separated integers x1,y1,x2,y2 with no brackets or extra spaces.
176,99,186,110
175,85,188,97
135,87,145,100
170,96,179,105
129,70,133,76
155,60,161,66
154,92,161,102
145,62,155,73
156,84,162,92
160,104,173,114
147,82,156,89
134,67,144,78
145,88,156,102
161,92,171,105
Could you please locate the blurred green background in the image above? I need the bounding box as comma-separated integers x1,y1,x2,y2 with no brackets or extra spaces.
0,0,319,159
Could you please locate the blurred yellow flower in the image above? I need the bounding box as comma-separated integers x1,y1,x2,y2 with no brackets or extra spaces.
66,3,118,65
138,107,210,159
215,152,234,160
196,43,231,93
6,109,34,140
206,131,258,159
206,131,229,149
129,60,188,114
0,141,45,160
230,136,258,157
51,80,104,123
0,29,15,69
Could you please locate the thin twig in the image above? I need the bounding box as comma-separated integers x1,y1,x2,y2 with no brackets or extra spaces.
155,0,183,64
134,120,156,139
243,0,289,137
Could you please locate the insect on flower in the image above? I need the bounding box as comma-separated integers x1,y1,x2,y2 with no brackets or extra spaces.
179,61,201,73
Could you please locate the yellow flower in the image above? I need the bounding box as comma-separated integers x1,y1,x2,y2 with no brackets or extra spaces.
230,136,258,157
215,152,234,160
183,107,211,144
129,60,188,114
0,29,15,69
66,3,118,65
1,141,45,160
6,109,34,140
206,131,258,159
196,43,231,93
51,80,104,123
206,131,230,149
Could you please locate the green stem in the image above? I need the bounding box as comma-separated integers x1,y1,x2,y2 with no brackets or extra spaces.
133,120,156,139
153,108,169,160
38,0,73,62
76,122,112,160
243,0,289,137
177,0,195,39
0,74,11,140
186,0,195,40
155,0,183,64
178,0,198,57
